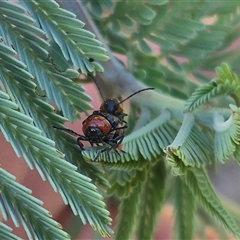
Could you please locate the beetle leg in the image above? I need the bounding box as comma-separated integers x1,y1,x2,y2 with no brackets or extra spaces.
76,137,85,150
52,126,81,137
109,125,127,133
53,126,87,150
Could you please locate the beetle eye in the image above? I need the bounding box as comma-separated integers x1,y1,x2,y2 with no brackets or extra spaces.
104,101,109,108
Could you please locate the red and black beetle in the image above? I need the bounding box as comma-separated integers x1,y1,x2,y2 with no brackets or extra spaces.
53,74,154,160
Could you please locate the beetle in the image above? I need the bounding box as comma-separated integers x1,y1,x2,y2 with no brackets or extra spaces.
53,74,154,160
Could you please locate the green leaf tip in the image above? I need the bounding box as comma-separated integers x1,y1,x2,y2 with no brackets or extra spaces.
184,63,240,112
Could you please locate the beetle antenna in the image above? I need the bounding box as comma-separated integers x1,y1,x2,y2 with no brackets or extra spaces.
118,87,155,105
88,73,105,101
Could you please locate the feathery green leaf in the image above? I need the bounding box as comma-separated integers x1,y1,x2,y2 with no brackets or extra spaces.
20,0,109,71
136,160,167,240
166,113,214,175
107,161,150,198
184,168,240,238
0,38,108,190
0,89,113,237
0,2,92,121
173,177,195,240
214,105,240,163
2,1,240,239
0,168,70,240
115,184,143,240
184,63,240,112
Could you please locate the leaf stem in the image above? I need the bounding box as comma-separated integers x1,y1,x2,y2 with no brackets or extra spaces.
169,112,194,148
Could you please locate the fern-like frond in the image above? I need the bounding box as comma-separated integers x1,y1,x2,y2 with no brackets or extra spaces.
184,168,240,238
165,149,189,176
165,113,214,175
0,168,70,240
52,133,110,189
0,222,21,240
82,110,177,162
173,177,195,240
184,63,240,112
103,1,205,54
184,83,219,112
87,1,240,98
107,161,150,198
0,89,112,237
180,126,214,166
135,160,166,240
115,184,143,240
1,1,240,239
172,2,240,79
0,42,107,189
20,0,109,71
0,38,107,186
102,155,150,170
0,1,92,121
213,105,240,163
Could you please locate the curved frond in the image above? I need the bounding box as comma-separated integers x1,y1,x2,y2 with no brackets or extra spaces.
165,113,214,175
179,126,214,166
184,63,240,112
165,149,189,176
0,168,70,240
184,83,218,112
184,168,240,238
213,104,240,163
